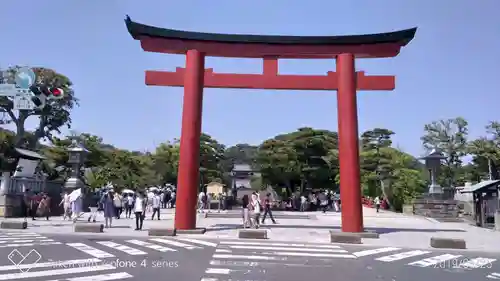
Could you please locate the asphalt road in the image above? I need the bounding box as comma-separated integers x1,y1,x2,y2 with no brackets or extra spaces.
0,230,498,281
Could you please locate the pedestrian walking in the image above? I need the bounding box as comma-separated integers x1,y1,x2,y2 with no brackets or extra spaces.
134,192,147,230
374,196,381,213
241,195,251,228
113,193,123,219
261,193,276,224
125,194,134,218
101,192,115,228
250,193,261,229
37,193,51,221
151,191,161,220
198,191,206,213
59,191,71,220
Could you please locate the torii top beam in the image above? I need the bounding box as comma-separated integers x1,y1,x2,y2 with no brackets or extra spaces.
125,16,416,59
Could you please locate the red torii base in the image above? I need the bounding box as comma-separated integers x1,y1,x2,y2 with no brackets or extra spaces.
125,16,416,232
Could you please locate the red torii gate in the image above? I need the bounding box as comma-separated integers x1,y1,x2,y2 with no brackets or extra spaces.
125,16,416,232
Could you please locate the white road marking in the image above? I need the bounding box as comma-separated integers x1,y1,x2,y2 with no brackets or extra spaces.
212,254,282,261
215,249,232,253
487,272,500,279
67,243,115,258
459,258,496,269
0,264,115,280
0,236,47,240
149,238,200,249
376,250,431,262
205,268,231,275
96,241,147,255
45,272,133,281
200,278,219,281
408,254,462,267
0,242,61,247
126,239,176,252
0,239,54,243
0,233,42,238
229,245,347,253
177,238,217,247
0,258,101,272
258,251,355,258
209,259,331,268
220,241,341,248
352,247,401,257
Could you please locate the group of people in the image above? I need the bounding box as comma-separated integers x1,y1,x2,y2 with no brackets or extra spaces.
59,188,172,230
241,192,277,229
283,190,341,213
21,190,52,221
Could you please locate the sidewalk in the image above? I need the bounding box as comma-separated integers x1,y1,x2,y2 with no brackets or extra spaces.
3,206,500,252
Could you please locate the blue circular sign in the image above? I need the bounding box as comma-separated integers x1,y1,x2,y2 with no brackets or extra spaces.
14,67,36,89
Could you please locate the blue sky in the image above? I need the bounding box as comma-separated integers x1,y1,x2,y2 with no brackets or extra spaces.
0,0,498,156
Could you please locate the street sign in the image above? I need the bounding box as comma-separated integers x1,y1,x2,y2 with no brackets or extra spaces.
0,86,31,97
13,95,35,111
15,67,36,89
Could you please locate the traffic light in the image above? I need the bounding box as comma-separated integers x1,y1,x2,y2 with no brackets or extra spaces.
29,85,65,108
29,85,46,108
49,87,64,100
40,86,64,100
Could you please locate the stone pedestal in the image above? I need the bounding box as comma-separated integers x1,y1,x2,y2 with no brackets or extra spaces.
495,211,500,231
413,193,459,219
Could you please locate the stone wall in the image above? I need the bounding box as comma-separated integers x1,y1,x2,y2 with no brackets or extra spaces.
413,196,459,219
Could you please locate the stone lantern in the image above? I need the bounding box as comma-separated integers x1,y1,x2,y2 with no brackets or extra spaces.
420,149,446,194
64,140,88,192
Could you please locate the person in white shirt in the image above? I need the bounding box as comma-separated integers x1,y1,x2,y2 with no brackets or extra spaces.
250,193,261,229
125,195,134,218
113,193,123,219
151,191,161,220
198,191,206,213
59,192,71,220
134,192,146,230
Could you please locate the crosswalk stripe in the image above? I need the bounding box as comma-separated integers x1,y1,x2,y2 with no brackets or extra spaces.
0,233,42,238
0,237,47,241
227,245,347,253
460,258,496,269
487,272,500,279
215,249,232,253
0,239,54,243
46,272,134,281
177,238,217,247
0,264,115,280
205,268,231,274
352,247,401,257
150,238,200,249
0,258,101,272
67,243,115,258
0,242,61,247
257,251,355,258
408,254,463,267
96,241,147,255
376,250,431,262
126,239,176,252
213,254,282,261
219,241,341,249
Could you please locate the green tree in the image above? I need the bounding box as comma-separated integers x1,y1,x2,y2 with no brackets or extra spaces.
421,117,468,186
360,128,395,199
256,128,338,193
199,133,226,184
151,141,180,185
